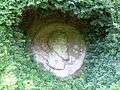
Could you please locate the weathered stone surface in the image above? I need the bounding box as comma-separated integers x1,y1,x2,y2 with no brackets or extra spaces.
32,23,86,78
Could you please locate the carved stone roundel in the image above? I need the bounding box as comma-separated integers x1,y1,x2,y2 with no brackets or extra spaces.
32,23,86,78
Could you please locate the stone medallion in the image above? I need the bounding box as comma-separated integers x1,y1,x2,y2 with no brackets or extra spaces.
32,23,86,78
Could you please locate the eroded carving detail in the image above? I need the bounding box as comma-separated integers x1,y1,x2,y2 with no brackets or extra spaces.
32,23,86,77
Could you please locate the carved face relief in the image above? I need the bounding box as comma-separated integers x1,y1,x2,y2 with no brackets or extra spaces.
32,23,86,78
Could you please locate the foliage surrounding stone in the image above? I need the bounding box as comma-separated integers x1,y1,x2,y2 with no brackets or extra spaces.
0,0,120,90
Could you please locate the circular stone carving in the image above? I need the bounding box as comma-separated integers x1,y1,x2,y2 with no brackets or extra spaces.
32,23,86,78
